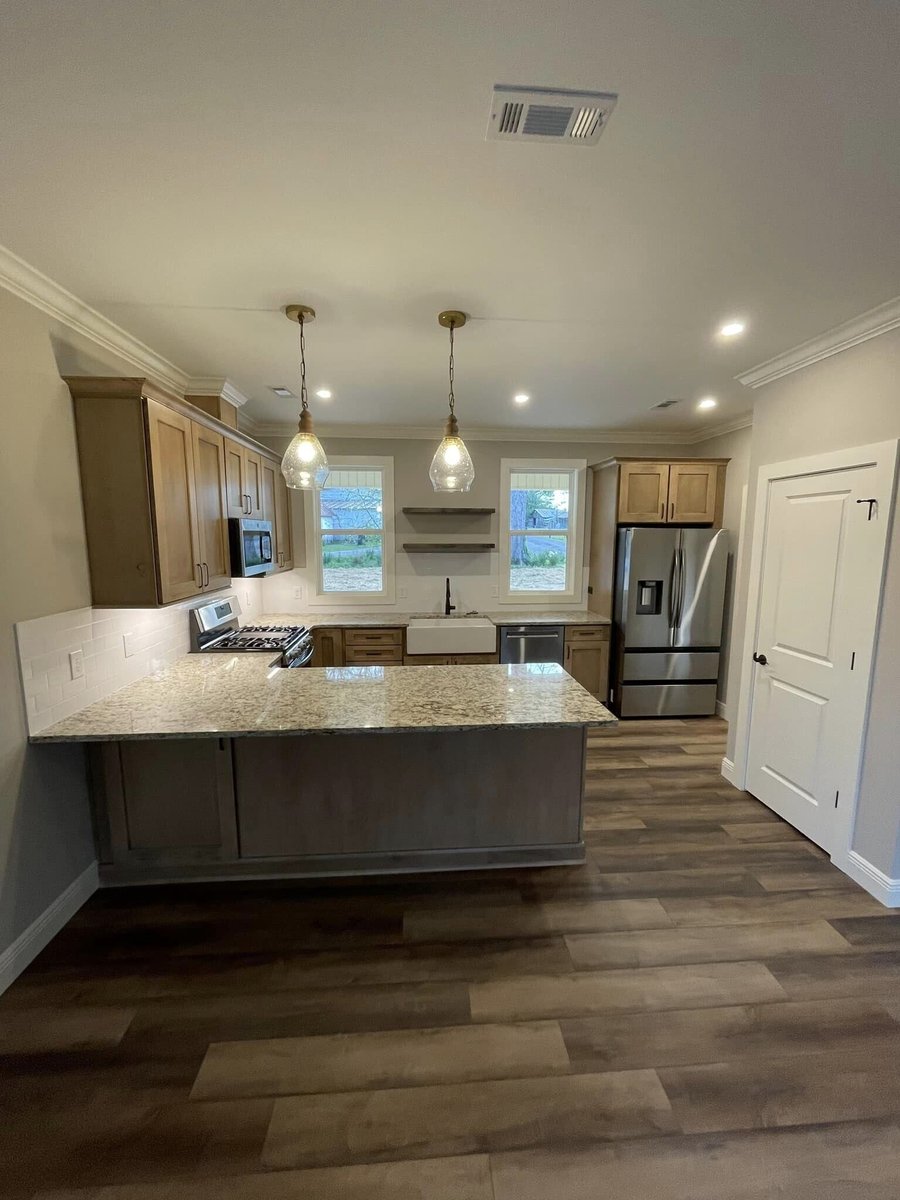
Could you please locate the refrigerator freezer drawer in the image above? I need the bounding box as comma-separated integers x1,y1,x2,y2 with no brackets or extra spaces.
620,682,719,718
622,651,720,682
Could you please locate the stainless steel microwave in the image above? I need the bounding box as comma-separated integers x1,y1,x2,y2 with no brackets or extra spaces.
228,518,274,577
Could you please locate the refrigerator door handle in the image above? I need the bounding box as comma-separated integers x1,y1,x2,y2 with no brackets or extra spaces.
667,549,678,642
675,547,687,629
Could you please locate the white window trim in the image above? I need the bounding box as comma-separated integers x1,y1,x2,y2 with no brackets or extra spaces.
304,455,396,606
498,458,587,605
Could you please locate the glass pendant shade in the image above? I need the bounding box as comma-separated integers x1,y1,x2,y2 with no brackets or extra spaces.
429,415,475,492
281,409,329,490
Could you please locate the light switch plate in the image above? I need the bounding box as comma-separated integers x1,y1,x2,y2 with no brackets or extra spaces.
123,631,137,658
398,586,408,599
491,585,499,597
68,649,84,680
293,586,303,600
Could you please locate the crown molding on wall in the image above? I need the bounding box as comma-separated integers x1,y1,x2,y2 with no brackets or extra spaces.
250,415,753,445
0,242,189,394
737,296,900,389
185,377,250,408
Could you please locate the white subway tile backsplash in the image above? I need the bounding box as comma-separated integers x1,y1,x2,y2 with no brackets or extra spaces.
14,578,264,737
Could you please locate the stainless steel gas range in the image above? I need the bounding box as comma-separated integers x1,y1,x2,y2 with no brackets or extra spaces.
189,596,314,668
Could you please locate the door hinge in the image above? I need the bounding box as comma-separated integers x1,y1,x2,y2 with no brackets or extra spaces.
834,789,840,809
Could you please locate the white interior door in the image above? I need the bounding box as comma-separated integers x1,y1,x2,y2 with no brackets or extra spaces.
745,452,896,853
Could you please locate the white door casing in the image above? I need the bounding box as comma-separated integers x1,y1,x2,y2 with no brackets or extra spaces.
732,441,898,859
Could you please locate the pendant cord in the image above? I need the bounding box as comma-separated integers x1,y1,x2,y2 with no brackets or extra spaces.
299,315,309,413
448,321,455,416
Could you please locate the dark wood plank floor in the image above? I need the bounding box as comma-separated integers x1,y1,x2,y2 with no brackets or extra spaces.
3,717,900,1198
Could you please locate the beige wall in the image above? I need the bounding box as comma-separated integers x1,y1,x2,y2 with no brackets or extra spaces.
726,328,900,876
693,424,752,716
259,434,732,616
0,290,97,954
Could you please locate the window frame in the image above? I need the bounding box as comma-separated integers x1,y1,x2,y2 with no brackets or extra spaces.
305,455,396,605
498,458,587,605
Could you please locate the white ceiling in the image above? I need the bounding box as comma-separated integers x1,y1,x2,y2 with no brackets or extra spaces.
1,0,898,433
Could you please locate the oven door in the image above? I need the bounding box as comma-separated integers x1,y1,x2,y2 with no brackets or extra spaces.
229,518,274,577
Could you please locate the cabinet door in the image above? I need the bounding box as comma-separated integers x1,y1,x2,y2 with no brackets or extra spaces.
261,458,293,572
224,438,247,517
192,422,231,590
146,399,201,603
564,640,610,699
312,628,344,666
668,463,719,524
618,462,670,523
244,449,264,518
274,469,293,569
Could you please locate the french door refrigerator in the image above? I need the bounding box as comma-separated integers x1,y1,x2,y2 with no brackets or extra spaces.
610,526,728,717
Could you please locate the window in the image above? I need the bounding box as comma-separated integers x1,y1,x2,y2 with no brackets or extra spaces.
308,458,395,602
499,459,586,602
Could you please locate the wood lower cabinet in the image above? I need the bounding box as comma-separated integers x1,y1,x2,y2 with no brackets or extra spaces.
93,740,237,868
404,652,500,665
312,627,344,666
261,458,293,572
563,624,610,701
146,399,202,602
191,422,231,591
344,627,403,665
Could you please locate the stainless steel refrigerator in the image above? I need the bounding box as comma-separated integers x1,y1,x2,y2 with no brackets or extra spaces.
610,526,728,718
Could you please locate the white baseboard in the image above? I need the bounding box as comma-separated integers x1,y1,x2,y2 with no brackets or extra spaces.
715,699,727,719
720,756,737,787
0,861,99,995
841,850,900,908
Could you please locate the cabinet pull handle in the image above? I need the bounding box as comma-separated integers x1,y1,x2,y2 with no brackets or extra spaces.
670,501,674,520
202,562,209,587
195,562,203,588
660,503,664,520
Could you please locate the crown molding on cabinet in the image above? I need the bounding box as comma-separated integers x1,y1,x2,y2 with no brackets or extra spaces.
0,242,190,395
184,377,250,408
737,296,900,389
250,415,753,446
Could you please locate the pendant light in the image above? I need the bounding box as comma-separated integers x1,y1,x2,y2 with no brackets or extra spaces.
429,310,475,493
281,304,329,490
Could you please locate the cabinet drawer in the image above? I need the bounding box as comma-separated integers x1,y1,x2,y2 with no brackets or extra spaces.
344,646,403,664
564,624,610,645
344,627,403,648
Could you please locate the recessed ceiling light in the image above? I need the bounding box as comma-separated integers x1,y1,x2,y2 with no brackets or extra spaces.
513,393,530,405
697,396,718,410
718,320,745,337
315,388,332,400
270,386,295,398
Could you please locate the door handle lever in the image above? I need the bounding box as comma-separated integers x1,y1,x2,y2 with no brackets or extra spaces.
752,651,768,665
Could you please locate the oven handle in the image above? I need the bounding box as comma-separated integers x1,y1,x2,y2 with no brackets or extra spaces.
287,640,315,667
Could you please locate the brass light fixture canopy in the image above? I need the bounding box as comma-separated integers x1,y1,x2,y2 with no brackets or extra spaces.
280,301,329,490
429,309,475,493
285,304,316,324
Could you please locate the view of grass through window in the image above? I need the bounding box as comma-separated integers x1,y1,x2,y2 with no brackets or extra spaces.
509,472,571,592
319,470,384,592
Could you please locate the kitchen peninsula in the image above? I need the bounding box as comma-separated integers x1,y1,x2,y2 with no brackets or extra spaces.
31,656,615,884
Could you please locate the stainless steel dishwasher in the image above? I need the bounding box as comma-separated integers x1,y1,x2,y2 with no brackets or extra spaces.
498,624,566,665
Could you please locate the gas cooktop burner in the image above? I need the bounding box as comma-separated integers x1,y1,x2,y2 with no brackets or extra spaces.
212,625,308,651
189,598,314,667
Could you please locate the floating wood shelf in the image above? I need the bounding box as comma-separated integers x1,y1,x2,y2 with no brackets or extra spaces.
402,507,495,515
403,542,496,553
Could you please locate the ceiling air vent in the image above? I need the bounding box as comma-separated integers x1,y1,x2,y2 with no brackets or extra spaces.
486,85,617,145
653,399,681,410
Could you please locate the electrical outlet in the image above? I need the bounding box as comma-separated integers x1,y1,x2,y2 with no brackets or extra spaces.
68,649,84,680
398,586,407,599
293,586,303,601
244,589,251,608
123,631,137,658
490,585,499,597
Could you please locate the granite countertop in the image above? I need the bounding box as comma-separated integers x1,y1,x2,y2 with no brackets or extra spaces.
261,611,610,629
30,657,617,742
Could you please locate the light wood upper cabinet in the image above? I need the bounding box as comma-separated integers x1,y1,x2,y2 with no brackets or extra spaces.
617,462,671,523
67,377,287,606
261,458,293,572
668,462,718,524
191,422,231,591
146,399,202,603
